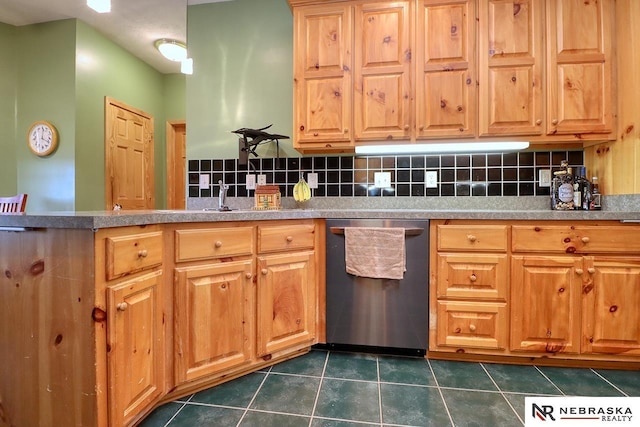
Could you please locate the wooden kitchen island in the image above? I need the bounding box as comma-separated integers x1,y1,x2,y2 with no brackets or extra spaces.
0,210,325,427
1,207,640,426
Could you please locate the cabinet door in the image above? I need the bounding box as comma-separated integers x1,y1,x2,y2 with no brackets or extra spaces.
511,255,582,353
293,4,353,150
107,269,164,427
257,251,316,357
416,0,476,138
546,0,614,135
582,257,640,355
354,1,412,141
478,0,543,135
174,261,254,383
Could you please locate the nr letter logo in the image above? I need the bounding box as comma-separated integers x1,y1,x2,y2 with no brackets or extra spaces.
532,403,556,421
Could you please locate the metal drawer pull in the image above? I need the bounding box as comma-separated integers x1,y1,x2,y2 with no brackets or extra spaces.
329,227,423,236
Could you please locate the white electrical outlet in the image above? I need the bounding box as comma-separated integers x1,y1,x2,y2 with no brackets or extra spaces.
374,172,391,188
257,174,267,186
539,169,552,187
245,174,256,190
425,171,438,188
199,174,210,190
307,172,318,189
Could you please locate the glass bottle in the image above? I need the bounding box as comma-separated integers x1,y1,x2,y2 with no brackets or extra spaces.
573,167,587,210
590,176,602,210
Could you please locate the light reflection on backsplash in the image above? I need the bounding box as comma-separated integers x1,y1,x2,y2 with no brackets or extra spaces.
188,150,584,199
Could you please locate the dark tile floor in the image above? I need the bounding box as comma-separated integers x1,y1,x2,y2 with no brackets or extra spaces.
139,349,640,427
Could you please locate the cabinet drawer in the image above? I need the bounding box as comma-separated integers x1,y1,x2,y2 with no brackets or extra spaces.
105,231,163,280
435,301,508,350
436,253,508,301
512,225,640,254
258,224,315,253
175,227,254,262
437,225,508,252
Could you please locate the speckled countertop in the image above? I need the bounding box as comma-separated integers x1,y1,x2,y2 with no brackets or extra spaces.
1,196,639,229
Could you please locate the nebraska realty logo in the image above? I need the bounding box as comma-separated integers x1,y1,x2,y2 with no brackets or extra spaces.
525,397,640,426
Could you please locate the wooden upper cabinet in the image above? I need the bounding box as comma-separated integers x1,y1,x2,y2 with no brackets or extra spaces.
478,0,543,136
293,4,353,151
546,0,614,136
354,1,412,141
416,0,476,138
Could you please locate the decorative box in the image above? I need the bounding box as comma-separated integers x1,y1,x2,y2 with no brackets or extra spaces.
253,185,281,210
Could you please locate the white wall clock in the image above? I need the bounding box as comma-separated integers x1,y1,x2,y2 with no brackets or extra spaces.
27,120,58,157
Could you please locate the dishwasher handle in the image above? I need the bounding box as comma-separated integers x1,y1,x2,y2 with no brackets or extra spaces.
329,227,424,237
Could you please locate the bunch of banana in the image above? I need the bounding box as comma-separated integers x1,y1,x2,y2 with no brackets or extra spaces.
293,175,312,202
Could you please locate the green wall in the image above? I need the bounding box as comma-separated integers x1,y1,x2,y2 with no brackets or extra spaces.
74,20,171,210
187,0,295,160
0,18,186,212
0,22,17,196
16,20,77,212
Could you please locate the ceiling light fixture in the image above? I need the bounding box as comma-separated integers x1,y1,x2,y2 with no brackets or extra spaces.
155,39,188,62
87,0,111,13
181,58,194,75
354,141,530,155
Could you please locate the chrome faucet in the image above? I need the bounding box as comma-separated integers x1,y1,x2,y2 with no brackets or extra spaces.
218,179,230,211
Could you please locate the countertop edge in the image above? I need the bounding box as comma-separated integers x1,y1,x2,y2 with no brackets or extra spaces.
1,208,640,229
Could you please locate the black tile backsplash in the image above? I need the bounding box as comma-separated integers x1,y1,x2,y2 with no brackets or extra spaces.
187,150,584,198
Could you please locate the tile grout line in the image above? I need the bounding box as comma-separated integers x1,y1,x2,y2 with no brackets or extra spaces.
534,366,566,396
164,394,194,427
235,366,271,427
426,359,455,427
307,350,331,427
480,363,525,427
590,368,629,397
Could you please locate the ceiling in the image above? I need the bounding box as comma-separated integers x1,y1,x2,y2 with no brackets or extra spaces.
0,0,232,74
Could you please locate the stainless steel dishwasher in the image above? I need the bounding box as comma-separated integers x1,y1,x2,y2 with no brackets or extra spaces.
325,219,429,354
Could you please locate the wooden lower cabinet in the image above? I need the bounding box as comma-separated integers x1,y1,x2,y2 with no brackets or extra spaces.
430,220,640,366
257,251,316,357
582,257,640,356
173,261,254,383
168,220,321,401
510,255,582,354
106,269,165,427
436,300,508,350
